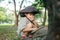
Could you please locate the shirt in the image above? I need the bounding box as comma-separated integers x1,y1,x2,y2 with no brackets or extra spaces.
17,17,30,35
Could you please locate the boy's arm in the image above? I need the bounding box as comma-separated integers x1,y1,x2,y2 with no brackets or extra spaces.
23,23,38,32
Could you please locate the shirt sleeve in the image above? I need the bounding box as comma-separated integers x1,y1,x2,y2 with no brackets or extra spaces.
17,18,27,34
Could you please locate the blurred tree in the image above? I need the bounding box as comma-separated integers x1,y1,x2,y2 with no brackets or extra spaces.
0,11,6,23
0,7,6,12
32,0,46,9
45,0,60,40
0,7,7,23
6,13,15,23
32,0,43,20
13,0,24,27
32,0,47,26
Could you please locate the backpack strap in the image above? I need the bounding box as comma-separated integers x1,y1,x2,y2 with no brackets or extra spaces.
26,17,35,25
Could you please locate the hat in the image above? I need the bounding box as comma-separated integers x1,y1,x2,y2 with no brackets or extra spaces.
19,6,39,17
20,6,39,13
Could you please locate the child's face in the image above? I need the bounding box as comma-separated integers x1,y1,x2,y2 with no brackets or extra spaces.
25,13,35,21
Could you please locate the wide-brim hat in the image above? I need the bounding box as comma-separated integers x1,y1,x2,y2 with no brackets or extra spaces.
19,6,40,17
20,6,39,14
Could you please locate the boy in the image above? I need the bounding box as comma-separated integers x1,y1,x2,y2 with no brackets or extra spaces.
17,6,39,38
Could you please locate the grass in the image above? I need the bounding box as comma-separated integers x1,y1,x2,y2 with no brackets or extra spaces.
0,24,13,27
0,24,17,40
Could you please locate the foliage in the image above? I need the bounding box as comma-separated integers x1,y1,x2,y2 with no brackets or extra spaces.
0,7,15,23
0,7,6,12
0,7,7,23
32,0,48,26
6,13,15,23
32,0,43,24
0,11,6,22
35,13,41,19
32,0,44,10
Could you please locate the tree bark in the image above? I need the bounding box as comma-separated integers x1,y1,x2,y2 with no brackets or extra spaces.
45,0,60,40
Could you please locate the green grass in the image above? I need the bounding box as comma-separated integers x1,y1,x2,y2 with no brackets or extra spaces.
0,24,13,27
0,24,17,40
0,24,14,33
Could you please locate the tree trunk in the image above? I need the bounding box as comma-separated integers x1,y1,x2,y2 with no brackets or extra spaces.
13,0,18,27
42,8,46,26
45,0,60,40
13,0,24,28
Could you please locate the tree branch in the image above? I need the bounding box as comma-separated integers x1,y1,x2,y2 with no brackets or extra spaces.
18,0,25,16
13,0,17,16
